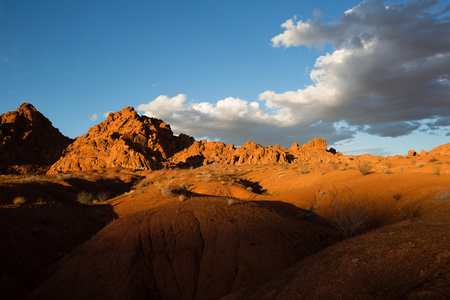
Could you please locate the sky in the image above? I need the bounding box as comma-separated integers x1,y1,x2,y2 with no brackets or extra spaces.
1,0,449,156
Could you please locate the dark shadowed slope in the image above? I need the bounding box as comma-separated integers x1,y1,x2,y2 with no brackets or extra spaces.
29,197,341,300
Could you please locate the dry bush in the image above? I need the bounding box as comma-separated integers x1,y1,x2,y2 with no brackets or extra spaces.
399,202,423,219
301,168,310,174
436,190,450,202
382,168,393,174
77,191,94,204
415,162,424,168
432,164,441,175
330,162,339,170
96,191,110,202
357,161,372,175
397,165,406,173
179,195,186,202
159,184,174,198
330,188,371,237
392,193,402,201
13,196,27,206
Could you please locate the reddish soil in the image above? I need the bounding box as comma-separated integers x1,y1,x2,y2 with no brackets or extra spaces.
29,198,340,300
223,211,450,299
0,154,447,299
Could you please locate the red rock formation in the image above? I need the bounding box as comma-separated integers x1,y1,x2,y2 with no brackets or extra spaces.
48,106,194,173
0,103,72,174
428,143,450,156
408,150,418,157
169,137,337,168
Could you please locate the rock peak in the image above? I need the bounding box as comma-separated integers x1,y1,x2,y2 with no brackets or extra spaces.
18,102,37,112
0,103,73,174
49,106,194,173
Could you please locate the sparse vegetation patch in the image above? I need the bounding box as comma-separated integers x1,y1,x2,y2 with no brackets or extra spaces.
357,161,372,175
331,188,371,237
13,196,27,206
77,191,94,204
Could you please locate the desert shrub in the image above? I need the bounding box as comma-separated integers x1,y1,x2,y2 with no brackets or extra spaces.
392,193,402,201
400,202,423,219
436,190,450,201
301,168,310,174
432,164,441,175
415,162,424,168
330,162,339,170
331,190,371,237
383,168,393,174
203,173,212,182
96,191,110,202
428,157,438,162
397,165,405,173
227,198,236,206
159,184,174,198
13,196,27,206
77,191,94,204
357,161,372,175
278,174,285,178
179,194,186,202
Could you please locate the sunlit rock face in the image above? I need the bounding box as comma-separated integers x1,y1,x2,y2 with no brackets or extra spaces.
48,106,194,173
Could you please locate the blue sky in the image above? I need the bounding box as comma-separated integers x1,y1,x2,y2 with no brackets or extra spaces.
1,0,449,156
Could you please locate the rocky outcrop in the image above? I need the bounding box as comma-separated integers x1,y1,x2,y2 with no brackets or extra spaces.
169,138,337,168
1,103,340,173
419,149,428,157
0,103,73,174
428,143,450,156
48,107,194,173
408,150,418,157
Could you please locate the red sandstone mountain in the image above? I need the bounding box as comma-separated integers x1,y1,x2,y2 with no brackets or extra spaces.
0,103,72,174
48,106,194,173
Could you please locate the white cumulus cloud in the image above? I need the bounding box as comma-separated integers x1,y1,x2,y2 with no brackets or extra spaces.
263,0,450,138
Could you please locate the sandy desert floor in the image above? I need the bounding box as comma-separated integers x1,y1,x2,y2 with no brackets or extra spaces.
0,154,449,299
